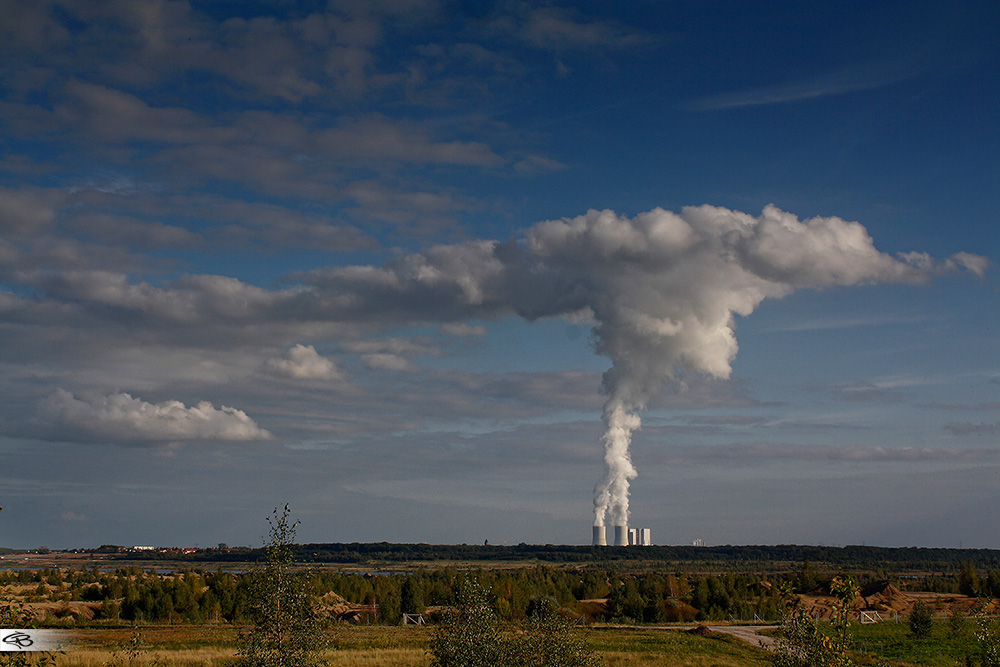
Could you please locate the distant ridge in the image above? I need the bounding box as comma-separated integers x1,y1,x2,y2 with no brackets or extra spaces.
107,542,1000,569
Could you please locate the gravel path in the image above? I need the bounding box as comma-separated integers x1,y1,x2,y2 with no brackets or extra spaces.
708,625,779,650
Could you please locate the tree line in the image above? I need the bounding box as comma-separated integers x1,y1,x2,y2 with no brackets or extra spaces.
99,542,1000,572
7,558,1000,627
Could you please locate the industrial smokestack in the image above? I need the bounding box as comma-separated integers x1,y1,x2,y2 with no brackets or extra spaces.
614,525,628,546
592,525,607,546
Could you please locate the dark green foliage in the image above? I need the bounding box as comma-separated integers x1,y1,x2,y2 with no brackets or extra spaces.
401,574,424,614
430,580,600,667
235,505,329,667
959,562,981,597
514,597,602,667
430,580,507,667
909,601,933,638
797,561,818,593
108,542,1000,572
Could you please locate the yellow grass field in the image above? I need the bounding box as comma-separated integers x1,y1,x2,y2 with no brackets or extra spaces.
52,623,769,667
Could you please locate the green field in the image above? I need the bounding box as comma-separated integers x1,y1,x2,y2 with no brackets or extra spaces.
56,624,772,667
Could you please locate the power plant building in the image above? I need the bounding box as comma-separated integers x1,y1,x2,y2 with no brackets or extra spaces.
592,525,651,546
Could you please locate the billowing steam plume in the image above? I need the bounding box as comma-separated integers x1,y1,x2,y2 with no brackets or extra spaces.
522,204,986,529
284,205,987,525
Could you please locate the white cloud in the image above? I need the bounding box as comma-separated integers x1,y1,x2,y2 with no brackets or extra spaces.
361,353,417,372
519,7,651,50
441,322,487,337
0,186,61,237
40,389,272,444
685,60,921,111
264,344,342,380
946,252,991,278
318,115,503,167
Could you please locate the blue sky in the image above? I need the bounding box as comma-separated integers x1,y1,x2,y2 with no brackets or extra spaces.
1,0,997,550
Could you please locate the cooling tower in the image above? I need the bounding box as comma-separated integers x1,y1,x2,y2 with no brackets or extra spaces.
613,524,628,546
592,525,607,546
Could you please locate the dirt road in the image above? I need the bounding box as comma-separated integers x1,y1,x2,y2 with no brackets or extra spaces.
708,625,778,650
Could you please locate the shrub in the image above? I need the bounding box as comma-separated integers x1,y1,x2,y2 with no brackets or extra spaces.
234,505,330,667
772,607,847,667
909,601,933,639
430,580,600,667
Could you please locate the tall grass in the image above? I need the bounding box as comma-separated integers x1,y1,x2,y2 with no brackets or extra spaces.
59,624,771,667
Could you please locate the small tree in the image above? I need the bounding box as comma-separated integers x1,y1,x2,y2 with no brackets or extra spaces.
772,575,857,667
978,616,1000,667
772,608,840,667
430,579,507,667
947,606,969,640
235,505,329,667
959,562,981,597
430,580,601,667
909,601,933,639
516,597,601,667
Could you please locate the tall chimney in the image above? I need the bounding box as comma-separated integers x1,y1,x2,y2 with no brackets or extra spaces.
614,524,628,546
592,525,607,546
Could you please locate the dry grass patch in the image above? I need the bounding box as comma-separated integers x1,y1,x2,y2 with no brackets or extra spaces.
323,647,430,667
588,627,769,667
58,623,769,667
54,648,236,667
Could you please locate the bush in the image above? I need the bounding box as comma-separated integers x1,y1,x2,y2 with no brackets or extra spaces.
978,617,1000,667
909,601,933,639
430,580,600,667
430,580,507,667
772,607,847,667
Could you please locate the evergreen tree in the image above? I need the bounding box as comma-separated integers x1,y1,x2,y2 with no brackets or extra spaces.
235,505,329,667
401,576,424,614
959,562,981,597
909,601,933,638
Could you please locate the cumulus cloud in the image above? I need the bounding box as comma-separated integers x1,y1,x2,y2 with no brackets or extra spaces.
39,389,271,444
7,203,986,516
361,353,418,372
264,344,342,380
946,252,991,278
291,204,985,528
441,322,488,337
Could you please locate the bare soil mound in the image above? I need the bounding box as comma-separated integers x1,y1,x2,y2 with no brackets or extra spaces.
25,601,101,622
